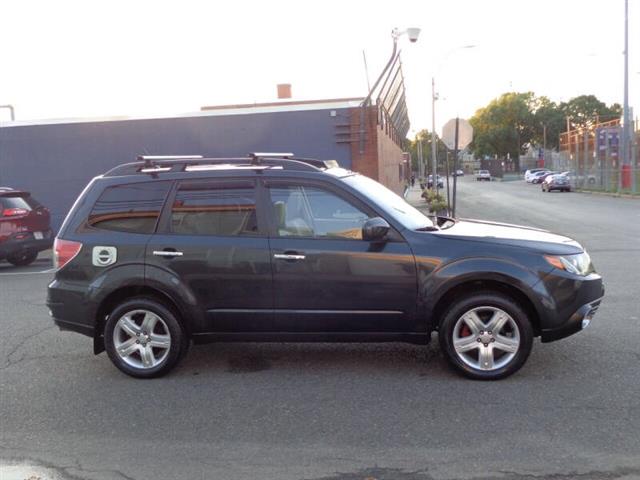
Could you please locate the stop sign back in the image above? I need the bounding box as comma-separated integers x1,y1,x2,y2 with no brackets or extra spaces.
442,118,473,150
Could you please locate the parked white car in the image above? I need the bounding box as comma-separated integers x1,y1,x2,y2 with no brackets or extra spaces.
476,170,491,181
524,168,547,182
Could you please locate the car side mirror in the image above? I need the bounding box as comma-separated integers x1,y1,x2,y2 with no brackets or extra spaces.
362,217,390,242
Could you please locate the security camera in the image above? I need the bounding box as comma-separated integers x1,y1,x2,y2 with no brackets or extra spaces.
407,28,421,43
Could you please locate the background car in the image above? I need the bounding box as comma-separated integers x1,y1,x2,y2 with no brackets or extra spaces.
476,170,491,181
0,187,53,266
531,171,556,184
561,171,597,186
524,168,547,182
542,174,571,192
454,169,464,176
427,174,444,189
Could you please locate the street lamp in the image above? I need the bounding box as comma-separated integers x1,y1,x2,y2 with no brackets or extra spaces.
359,28,420,156
431,45,476,194
362,27,421,107
0,105,15,121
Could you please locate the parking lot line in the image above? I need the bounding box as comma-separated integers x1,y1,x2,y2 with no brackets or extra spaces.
0,267,56,276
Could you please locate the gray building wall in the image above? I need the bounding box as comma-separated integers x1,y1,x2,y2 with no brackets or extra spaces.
0,108,352,230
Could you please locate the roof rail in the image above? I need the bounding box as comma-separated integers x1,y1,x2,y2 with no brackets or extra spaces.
136,155,203,169
104,153,339,177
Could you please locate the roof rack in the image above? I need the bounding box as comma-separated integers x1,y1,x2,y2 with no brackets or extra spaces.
137,155,203,169
104,152,339,177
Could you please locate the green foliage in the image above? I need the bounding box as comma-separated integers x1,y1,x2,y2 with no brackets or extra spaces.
560,95,621,129
421,188,448,213
407,129,449,172
469,92,622,164
469,92,537,163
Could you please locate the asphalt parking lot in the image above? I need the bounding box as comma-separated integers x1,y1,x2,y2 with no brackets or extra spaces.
1,177,639,480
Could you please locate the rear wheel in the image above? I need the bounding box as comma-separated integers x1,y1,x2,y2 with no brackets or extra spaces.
104,298,188,378
7,249,38,266
439,291,533,380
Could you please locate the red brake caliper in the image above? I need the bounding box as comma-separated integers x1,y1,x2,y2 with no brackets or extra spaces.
460,324,472,337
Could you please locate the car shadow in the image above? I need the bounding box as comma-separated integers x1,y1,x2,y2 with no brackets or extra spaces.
176,341,453,379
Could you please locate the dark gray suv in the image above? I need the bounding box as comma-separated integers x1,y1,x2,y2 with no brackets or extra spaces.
47,154,604,379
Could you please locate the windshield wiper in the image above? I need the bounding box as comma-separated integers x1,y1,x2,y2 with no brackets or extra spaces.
415,225,439,232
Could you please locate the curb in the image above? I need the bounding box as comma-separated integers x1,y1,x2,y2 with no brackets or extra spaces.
575,189,640,199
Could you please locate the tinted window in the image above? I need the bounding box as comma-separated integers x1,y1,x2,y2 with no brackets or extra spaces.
88,182,171,234
270,185,369,239
171,181,258,236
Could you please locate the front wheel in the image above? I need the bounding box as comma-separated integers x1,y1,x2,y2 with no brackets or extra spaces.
104,298,188,378
439,291,533,380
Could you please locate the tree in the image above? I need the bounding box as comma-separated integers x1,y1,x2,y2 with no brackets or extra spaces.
532,97,565,150
407,129,448,175
469,92,537,166
469,92,622,160
561,95,622,130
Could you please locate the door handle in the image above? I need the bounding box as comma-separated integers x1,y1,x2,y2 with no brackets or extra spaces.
153,250,184,257
274,253,306,261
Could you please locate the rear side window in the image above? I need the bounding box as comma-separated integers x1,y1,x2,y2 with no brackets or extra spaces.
88,182,171,234
171,180,258,236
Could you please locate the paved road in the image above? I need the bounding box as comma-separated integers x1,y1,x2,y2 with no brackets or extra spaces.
2,179,639,480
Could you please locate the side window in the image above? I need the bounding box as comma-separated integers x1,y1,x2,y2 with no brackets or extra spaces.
88,181,171,234
270,185,370,239
171,181,258,236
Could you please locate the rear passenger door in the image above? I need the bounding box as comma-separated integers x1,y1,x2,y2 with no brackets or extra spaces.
146,179,273,333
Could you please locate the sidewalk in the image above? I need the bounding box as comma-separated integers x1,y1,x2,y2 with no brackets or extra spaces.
404,185,425,207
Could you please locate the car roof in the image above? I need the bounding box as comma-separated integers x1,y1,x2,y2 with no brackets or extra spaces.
103,153,348,179
0,187,28,197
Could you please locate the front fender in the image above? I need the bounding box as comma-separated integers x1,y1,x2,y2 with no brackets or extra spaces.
421,257,549,327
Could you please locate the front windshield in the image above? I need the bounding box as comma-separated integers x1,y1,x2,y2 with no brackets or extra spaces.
342,173,434,230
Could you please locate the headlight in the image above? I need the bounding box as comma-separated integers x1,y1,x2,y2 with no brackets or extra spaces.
544,252,594,276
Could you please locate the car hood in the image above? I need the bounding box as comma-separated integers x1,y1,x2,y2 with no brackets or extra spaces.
432,218,583,254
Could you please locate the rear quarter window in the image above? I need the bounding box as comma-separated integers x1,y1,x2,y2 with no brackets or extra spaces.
88,181,171,234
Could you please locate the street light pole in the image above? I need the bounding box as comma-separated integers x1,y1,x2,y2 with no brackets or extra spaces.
430,45,476,195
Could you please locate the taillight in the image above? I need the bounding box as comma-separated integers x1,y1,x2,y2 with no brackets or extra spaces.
2,208,29,217
54,238,82,269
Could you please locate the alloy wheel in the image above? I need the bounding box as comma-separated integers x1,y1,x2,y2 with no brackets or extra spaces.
113,309,171,369
452,306,520,371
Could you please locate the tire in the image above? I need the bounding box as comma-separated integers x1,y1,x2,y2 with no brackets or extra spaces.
104,297,188,378
7,249,38,266
438,291,534,380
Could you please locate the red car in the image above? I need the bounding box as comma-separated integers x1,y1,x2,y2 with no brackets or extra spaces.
0,188,54,266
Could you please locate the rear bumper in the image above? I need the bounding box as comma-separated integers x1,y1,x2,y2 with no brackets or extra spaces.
0,230,53,259
47,279,97,339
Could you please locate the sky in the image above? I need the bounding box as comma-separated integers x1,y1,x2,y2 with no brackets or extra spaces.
0,0,638,136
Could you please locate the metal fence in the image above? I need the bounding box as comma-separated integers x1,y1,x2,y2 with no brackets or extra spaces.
560,135,639,193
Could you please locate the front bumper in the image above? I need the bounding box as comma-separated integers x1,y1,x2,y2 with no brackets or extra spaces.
540,296,602,342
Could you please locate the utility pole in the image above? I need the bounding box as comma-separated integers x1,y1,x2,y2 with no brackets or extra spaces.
417,135,423,179
621,0,631,191
431,77,438,194
543,123,547,168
